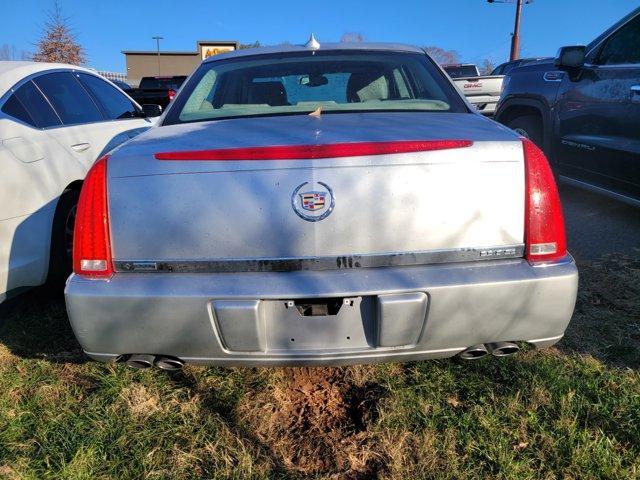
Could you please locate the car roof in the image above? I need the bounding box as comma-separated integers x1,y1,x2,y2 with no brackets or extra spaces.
0,61,98,95
203,41,425,64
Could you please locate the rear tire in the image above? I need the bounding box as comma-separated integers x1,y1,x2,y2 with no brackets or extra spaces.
507,115,543,148
507,114,560,180
47,189,80,288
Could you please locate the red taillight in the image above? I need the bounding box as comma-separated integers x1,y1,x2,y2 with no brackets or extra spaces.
523,139,567,264
73,155,113,278
168,89,176,101
154,140,473,161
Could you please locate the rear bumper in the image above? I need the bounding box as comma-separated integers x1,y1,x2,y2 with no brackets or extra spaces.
65,256,578,366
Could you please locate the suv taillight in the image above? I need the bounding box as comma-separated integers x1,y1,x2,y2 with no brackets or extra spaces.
168,89,176,101
523,139,567,264
73,155,113,278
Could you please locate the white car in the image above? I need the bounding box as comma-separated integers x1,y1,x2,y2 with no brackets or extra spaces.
0,61,158,303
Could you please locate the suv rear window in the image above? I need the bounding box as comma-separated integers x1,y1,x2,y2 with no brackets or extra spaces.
165,50,466,125
139,77,187,90
442,65,479,78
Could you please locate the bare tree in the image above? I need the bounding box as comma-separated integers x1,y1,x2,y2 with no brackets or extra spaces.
0,44,30,60
340,32,365,43
479,59,496,75
424,46,460,65
239,41,261,50
32,0,86,65
0,44,14,60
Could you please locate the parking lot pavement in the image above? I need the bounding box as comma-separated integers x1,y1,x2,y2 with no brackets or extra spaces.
560,183,640,262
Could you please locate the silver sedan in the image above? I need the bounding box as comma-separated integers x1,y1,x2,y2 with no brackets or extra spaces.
65,40,578,369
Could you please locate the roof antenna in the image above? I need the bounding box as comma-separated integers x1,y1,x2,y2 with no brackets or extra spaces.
305,33,320,50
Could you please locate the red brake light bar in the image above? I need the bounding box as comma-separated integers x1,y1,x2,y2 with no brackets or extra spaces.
154,140,473,161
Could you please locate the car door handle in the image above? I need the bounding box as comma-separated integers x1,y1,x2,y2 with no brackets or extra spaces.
631,85,640,103
71,143,91,152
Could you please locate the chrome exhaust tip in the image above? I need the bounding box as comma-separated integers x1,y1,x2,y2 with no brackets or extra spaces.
458,344,489,360
154,356,184,371
124,354,155,369
486,342,519,357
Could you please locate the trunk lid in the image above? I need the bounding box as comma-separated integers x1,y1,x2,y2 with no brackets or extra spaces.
107,112,524,269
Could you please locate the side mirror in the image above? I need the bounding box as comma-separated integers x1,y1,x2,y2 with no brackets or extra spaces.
142,104,163,118
555,46,586,69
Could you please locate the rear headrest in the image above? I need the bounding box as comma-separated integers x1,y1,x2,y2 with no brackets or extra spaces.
247,81,289,106
347,72,389,102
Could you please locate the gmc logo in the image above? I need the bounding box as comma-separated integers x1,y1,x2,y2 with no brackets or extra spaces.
464,82,482,89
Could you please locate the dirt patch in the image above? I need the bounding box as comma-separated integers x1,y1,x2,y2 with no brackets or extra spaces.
238,366,385,478
562,252,640,368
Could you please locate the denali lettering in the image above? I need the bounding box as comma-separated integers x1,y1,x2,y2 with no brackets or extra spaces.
561,139,596,151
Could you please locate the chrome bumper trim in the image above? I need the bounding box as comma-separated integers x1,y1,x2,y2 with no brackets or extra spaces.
114,244,525,273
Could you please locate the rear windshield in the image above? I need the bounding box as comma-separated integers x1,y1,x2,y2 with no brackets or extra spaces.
164,50,467,125
139,76,186,90
443,65,479,78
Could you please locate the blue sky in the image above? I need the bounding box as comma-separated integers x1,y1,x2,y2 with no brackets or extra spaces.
2,0,638,72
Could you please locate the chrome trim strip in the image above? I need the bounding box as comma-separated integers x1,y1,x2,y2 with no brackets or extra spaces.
559,176,640,208
584,63,640,69
114,244,525,273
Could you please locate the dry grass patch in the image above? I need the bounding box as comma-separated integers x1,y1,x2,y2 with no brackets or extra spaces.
0,344,17,369
0,464,20,480
119,383,163,420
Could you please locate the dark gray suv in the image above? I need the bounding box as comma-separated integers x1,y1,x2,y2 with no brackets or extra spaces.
496,7,640,205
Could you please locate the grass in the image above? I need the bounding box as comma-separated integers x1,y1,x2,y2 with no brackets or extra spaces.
0,253,639,479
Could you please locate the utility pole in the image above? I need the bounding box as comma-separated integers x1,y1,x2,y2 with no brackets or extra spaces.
152,36,163,76
510,0,523,61
487,0,531,61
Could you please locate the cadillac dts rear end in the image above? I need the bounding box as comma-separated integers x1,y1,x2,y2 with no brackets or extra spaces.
65,44,577,368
